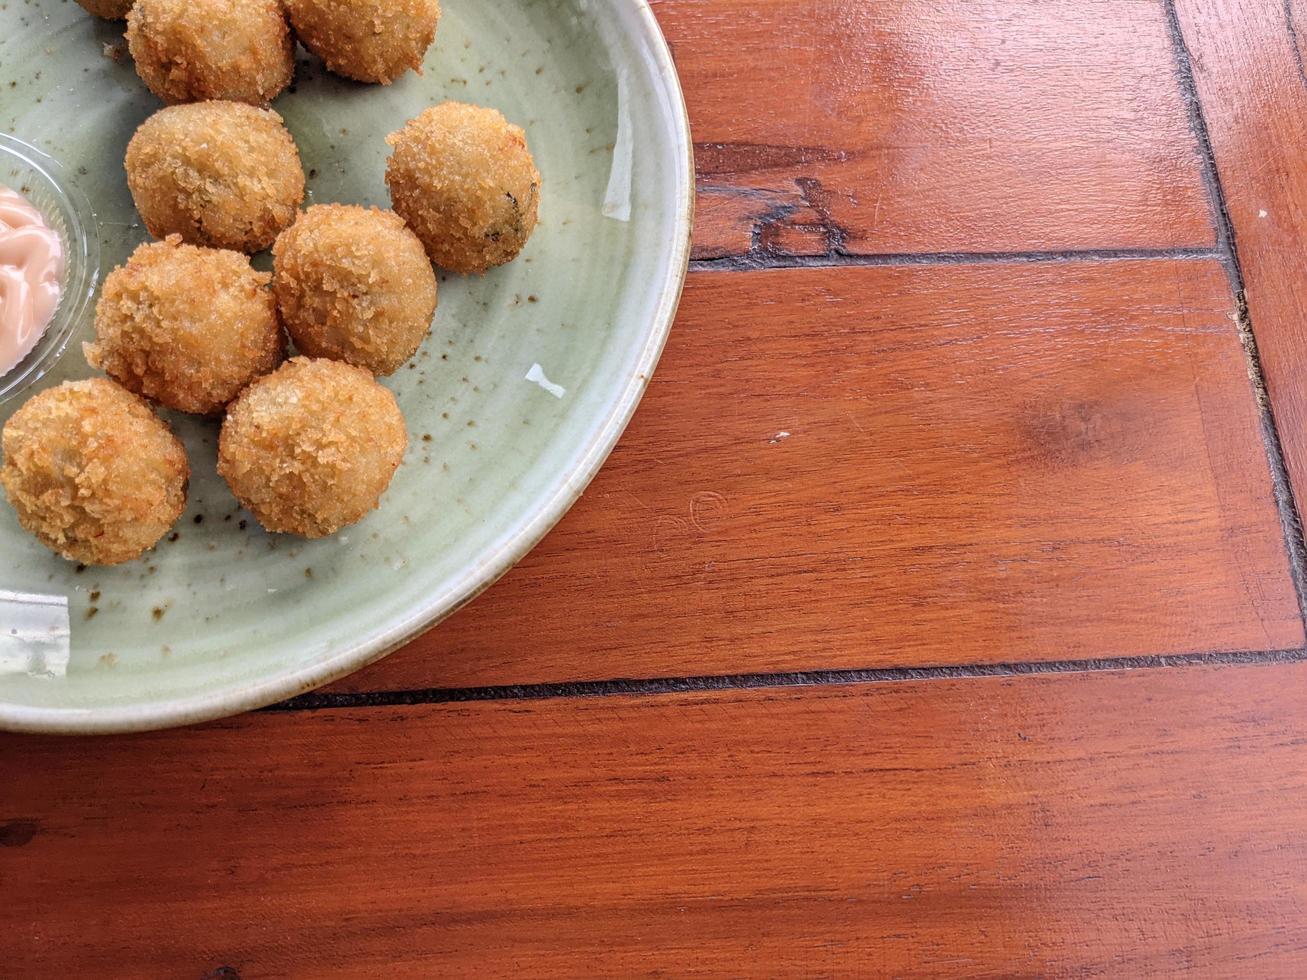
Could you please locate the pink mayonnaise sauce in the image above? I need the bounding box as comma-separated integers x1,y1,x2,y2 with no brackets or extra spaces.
0,186,64,377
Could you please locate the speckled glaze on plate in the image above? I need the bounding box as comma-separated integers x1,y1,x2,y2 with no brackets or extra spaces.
0,0,692,733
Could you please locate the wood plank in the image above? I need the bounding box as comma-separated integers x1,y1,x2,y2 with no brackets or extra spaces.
335,259,1300,693
1172,0,1307,536
5,663,1307,975
654,0,1216,259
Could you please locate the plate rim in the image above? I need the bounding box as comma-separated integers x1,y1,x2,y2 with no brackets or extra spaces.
0,0,695,735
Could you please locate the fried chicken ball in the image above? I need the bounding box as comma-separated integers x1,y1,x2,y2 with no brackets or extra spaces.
385,102,540,274
126,0,293,105
218,357,406,538
86,237,285,415
126,102,305,253
77,0,134,18
283,0,440,85
272,205,437,376
1,379,188,565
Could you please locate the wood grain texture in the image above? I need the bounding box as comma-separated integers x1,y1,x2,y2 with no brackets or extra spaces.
654,0,1217,259
1173,0,1307,531
335,260,1301,693
6,663,1307,976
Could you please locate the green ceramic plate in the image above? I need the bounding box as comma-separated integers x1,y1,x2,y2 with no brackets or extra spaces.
0,0,692,733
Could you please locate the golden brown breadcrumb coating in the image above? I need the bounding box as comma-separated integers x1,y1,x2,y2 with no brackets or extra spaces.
76,0,133,18
126,0,293,105
385,102,540,274
272,205,437,376
283,0,440,84
127,101,305,253
87,237,285,415
1,379,188,565
217,357,407,538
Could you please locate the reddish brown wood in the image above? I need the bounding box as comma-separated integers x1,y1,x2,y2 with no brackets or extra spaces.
1173,0,1307,535
654,0,1217,259
5,663,1307,975
335,259,1301,693
6,6,1307,974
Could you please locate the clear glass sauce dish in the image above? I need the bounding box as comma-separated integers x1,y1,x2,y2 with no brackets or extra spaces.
0,133,100,405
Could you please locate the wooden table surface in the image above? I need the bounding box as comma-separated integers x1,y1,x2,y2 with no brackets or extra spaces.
8,0,1307,975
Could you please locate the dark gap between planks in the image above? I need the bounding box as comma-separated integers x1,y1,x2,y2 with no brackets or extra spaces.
1163,0,1307,621
270,647,1307,712
687,246,1223,272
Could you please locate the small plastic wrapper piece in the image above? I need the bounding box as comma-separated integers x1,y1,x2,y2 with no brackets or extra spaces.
0,589,70,679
